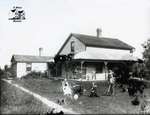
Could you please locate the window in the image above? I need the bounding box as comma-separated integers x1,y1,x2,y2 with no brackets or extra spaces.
71,41,75,53
26,63,32,72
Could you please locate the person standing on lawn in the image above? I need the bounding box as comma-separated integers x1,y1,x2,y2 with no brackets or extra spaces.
106,70,116,96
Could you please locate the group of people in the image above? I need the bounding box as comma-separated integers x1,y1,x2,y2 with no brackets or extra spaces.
61,69,147,98
60,69,150,113
61,69,116,101
61,69,116,102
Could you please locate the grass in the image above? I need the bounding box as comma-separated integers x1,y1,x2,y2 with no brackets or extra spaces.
13,77,150,114
0,79,53,114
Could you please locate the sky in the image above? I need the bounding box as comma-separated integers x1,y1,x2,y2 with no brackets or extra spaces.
0,0,150,68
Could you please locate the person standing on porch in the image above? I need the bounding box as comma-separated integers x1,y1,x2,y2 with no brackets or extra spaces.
92,70,96,80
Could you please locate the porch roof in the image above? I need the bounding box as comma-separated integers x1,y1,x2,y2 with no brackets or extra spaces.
74,51,138,62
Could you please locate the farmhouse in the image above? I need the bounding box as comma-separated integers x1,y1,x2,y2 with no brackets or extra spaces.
11,55,54,78
55,29,138,80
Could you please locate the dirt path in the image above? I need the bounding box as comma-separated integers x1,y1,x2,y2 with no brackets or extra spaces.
2,79,79,114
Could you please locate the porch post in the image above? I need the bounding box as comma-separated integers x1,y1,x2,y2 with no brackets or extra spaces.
81,61,84,80
104,61,108,80
65,60,68,79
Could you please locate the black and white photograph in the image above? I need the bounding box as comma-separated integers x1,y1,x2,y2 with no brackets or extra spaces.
0,0,150,114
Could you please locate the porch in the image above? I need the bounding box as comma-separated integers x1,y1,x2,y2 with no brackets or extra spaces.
60,59,135,81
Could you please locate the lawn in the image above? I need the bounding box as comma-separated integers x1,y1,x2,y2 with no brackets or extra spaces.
0,79,53,114
13,77,150,114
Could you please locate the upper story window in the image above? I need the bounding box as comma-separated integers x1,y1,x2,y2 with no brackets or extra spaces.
71,41,75,53
26,63,32,72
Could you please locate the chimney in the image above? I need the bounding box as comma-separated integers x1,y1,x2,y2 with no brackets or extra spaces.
96,28,102,38
39,47,43,56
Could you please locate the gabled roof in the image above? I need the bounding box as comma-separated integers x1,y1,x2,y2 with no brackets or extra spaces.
73,33,134,50
11,55,54,63
57,33,134,55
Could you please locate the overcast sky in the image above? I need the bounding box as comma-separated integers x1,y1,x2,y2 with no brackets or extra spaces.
0,0,150,68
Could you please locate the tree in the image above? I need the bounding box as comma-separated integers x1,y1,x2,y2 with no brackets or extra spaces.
142,38,150,70
142,38,150,80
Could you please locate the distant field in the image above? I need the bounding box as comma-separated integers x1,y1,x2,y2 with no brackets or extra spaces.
13,77,150,114
0,79,53,114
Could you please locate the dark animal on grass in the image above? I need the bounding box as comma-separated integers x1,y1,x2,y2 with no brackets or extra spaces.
131,96,140,106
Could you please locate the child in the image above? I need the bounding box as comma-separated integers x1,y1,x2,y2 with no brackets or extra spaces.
89,82,98,97
62,79,73,97
61,79,74,104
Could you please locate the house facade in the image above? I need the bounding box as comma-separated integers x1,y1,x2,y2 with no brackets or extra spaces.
55,31,137,80
11,55,54,78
